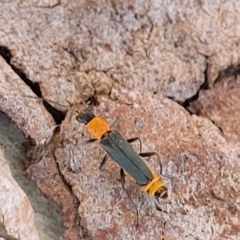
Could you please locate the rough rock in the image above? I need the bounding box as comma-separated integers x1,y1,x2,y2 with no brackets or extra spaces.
53,85,240,240
0,56,55,145
189,75,240,144
0,110,66,240
0,0,240,240
1,0,240,104
0,144,40,240
26,151,81,240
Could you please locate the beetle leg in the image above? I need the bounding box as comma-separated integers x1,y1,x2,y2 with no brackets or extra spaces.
99,154,109,170
139,152,162,175
127,137,142,153
120,168,139,228
86,138,98,143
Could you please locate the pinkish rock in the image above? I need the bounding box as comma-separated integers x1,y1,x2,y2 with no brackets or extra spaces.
0,144,40,240
189,75,240,144
0,56,55,145
53,85,240,239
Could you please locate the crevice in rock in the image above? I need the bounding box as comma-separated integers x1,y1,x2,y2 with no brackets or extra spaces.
175,62,240,139
168,60,227,134
177,62,240,113
52,138,75,194
214,63,240,84
176,61,209,113
165,59,210,118
0,45,65,125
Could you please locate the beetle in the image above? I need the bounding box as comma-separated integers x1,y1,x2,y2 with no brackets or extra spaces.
76,106,167,226
20,93,168,226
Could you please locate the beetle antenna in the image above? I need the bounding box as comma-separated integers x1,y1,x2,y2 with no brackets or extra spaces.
21,94,79,113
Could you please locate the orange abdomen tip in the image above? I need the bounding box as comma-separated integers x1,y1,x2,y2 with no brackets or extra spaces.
141,169,166,196
87,116,110,139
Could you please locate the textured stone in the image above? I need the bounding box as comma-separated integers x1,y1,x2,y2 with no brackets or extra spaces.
26,152,81,240
1,0,240,104
0,110,65,240
0,144,40,240
54,85,240,240
0,56,55,145
1,0,240,239
189,75,240,144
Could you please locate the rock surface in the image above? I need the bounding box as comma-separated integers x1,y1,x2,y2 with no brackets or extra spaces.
0,0,240,240
54,85,240,239
0,110,65,240
0,56,55,145
1,0,240,104
189,74,240,144
0,144,40,240
26,151,81,240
